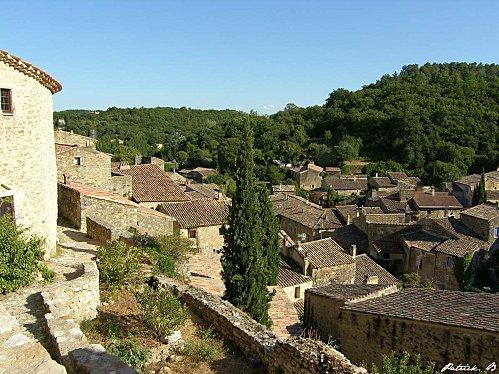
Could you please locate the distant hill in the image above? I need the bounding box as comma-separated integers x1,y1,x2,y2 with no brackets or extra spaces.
55,63,499,185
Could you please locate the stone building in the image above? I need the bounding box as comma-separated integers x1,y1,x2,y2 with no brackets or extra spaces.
338,289,499,370
277,257,313,303
408,190,463,219
290,162,324,190
304,284,397,343
460,203,499,244
54,129,95,148
271,192,343,242
58,180,174,236
157,198,229,253
179,167,218,182
321,176,369,197
55,143,112,191
0,50,62,256
113,163,190,208
450,170,499,207
184,183,227,201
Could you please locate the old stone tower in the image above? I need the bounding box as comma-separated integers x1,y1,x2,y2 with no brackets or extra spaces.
0,50,62,256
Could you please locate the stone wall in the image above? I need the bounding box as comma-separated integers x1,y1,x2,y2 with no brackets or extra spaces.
0,60,58,256
136,207,174,238
54,129,95,148
339,309,499,370
461,212,499,243
278,216,315,243
58,183,82,228
160,279,367,374
312,263,356,286
81,195,137,232
86,216,123,243
111,174,132,198
56,147,111,191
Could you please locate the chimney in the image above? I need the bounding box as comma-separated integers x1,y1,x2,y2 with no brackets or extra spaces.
431,188,435,196
353,176,357,182
375,172,378,178
351,244,357,258
356,208,360,218
217,189,223,201
303,256,309,276
365,275,379,285
347,214,351,225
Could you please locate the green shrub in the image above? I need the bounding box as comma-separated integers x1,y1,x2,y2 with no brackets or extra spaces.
96,240,140,290
38,263,55,283
372,351,435,374
0,215,44,293
136,287,187,338
182,327,224,362
398,273,435,289
107,338,148,369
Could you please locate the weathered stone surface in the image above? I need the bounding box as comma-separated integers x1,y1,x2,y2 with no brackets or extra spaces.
69,345,138,374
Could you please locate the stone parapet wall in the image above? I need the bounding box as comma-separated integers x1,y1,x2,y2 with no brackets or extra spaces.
160,279,367,374
86,216,124,243
58,183,82,228
136,208,174,237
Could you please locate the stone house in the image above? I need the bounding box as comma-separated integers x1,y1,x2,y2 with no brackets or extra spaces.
272,184,296,194
303,284,397,343
58,180,174,237
321,176,368,197
450,170,499,208
54,129,95,148
179,167,218,182
283,238,356,286
133,155,165,168
460,203,499,244
55,143,112,191
157,198,229,253
408,190,462,219
324,166,341,176
185,183,227,201
0,50,62,256
290,162,324,190
338,289,499,370
113,164,190,208
270,192,343,242
277,257,313,303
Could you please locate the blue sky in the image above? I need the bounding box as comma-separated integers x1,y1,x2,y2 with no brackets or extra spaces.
3,1,498,113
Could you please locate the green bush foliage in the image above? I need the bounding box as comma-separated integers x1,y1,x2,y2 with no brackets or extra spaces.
0,215,44,293
398,273,435,289
182,327,224,363
38,263,55,283
372,351,435,374
107,338,149,369
96,240,140,290
136,287,187,338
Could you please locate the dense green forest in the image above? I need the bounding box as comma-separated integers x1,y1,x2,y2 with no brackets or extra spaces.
54,63,499,186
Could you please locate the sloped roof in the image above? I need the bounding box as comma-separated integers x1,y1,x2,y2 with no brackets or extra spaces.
402,230,445,251
354,254,397,285
185,183,221,200
341,288,499,333
60,181,136,206
277,257,312,288
270,193,342,230
307,284,389,300
369,177,396,189
157,199,229,228
330,224,368,253
299,238,354,268
380,198,409,213
117,164,190,203
323,177,368,191
411,191,462,209
55,143,77,155
0,50,62,94
461,203,499,221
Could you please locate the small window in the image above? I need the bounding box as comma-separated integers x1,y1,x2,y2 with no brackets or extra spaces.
495,227,499,239
1,89,12,114
74,156,82,165
418,257,423,270
294,286,300,299
188,229,197,239
446,257,454,267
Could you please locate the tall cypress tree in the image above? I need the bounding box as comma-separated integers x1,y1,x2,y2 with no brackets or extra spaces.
472,173,487,206
221,122,272,326
258,186,280,286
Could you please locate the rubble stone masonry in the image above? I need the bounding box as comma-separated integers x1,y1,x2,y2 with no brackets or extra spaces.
0,60,58,256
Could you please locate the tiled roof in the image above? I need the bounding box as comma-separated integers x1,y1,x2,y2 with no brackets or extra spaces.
461,203,499,221
118,164,190,203
270,193,342,230
380,198,408,213
369,177,396,189
307,284,389,300
330,224,368,253
411,191,462,209
434,237,485,257
299,238,354,268
387,172,408,182
157,199,228,228
335,205,358,223
299,163,323,173
293,300,304,318
325,167,341,172
185,183,221,200
0,50,62,94
341,288,499,333
192,167,218,177
402,230,445,251
354,254,397,285
323,177,368,191
362,206,383,215
55,143,77,155
60,181,136,206
166,172,187,184
277,257,312,288
372,240,405,255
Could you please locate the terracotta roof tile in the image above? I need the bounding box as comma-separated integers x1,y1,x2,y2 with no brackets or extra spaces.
307,284,390,300
461,203,499,221
55,143,77,155
341,288,499,333
354,254,397,285
323,177,368,191
0,50,62,94
299,238,354,268
157,199,229,228
277,257,312,288
185,183,221,200
411,191,462,209
369,177,397,189
118,164,190,203
330,224,368,253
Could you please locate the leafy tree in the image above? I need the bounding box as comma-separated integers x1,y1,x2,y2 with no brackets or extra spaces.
220,122,273,326
363,160,405,178
372,351,435,374
334,135,362,162
324,188,342,208
454,252,476,291
472,173,487,206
